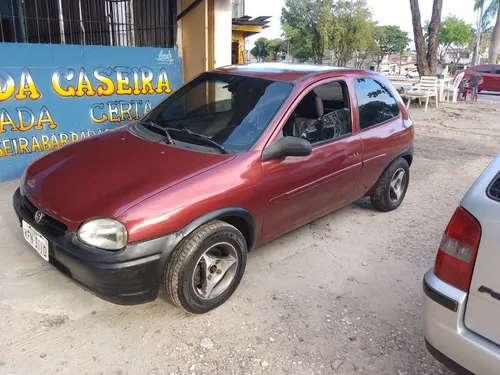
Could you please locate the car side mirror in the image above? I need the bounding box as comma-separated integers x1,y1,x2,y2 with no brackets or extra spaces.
261,136,312,161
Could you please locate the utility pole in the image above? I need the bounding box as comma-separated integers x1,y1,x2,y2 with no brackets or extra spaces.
472,3,484,66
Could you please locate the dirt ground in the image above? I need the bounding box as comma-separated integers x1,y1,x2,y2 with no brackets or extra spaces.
1,101,499,375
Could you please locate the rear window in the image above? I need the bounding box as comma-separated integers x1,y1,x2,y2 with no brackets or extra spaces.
488,174,500,202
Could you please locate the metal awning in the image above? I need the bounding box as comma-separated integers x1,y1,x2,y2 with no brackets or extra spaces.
232,15,271,28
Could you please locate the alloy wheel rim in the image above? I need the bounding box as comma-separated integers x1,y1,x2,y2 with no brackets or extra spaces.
192,242,239,300
389,168,407,203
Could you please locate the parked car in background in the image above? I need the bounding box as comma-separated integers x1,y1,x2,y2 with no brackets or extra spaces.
456,64,500,92
406,70,420,79
423,155,500,375
13,64,414,314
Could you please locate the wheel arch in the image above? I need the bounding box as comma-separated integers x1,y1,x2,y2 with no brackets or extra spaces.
366,145,413,196
385,145,413,170
400,148,413,167
178,208,257,251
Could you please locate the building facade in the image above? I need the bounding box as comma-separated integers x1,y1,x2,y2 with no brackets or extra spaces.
0,0,265,181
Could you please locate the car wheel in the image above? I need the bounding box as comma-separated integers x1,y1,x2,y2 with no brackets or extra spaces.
371,158,410,212
164,220,247,314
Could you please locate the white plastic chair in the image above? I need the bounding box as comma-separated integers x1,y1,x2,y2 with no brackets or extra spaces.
443,72,465,103
406,76,439,112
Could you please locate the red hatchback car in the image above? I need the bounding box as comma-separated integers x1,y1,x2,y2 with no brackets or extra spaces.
13,64,414,313
458,64,500,92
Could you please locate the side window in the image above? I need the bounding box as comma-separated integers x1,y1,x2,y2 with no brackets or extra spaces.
353,78,399,130
475,66,493,74
282,81,352,145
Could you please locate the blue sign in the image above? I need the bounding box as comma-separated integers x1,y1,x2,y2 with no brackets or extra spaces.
0,43,182,182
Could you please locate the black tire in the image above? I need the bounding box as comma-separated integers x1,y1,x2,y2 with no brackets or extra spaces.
164,220,247,314
370,158,410,212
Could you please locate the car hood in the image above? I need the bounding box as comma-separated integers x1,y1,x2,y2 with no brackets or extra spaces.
24,126,234,231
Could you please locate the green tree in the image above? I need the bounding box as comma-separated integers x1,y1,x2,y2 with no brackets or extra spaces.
371,27,386,70
478,30,493,62
372,25,411,71
250,37,270,62
474,0,500,63
471,10,494,64
409,0,443,75
437,15,474,64
281,0,334,63
357,39,379,68
268,38,287,61
330,0,375,67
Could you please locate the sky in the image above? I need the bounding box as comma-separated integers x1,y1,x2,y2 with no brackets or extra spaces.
245,0,479,48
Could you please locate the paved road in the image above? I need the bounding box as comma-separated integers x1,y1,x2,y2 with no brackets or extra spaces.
479,91,500,102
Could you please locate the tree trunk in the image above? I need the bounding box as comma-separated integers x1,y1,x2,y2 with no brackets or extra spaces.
409,0,430,76
341,53,350,67
451,46,461,65
358,55,366,68
489,8,500,63
409,0,443,75
472,2,484,66
439,44,451,64
427,0,443,74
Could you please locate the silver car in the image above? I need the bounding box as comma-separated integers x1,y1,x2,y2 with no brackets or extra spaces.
423,155,500,375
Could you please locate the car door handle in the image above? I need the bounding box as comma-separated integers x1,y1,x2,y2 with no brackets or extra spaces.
348,152,360,160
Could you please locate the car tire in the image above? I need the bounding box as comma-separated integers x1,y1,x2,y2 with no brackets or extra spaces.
371,158,410,212
164,220,247,314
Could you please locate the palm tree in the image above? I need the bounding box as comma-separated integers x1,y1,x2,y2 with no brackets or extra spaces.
475,0,500,63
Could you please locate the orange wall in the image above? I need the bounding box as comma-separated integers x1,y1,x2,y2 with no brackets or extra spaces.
180,0,209,82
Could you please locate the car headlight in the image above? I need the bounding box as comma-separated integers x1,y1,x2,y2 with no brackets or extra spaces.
77,218,128,250
19,168,27,196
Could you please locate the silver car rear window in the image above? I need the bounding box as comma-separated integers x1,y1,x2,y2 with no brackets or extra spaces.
487,173,500,202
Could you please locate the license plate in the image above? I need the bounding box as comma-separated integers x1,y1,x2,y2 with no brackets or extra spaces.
22,221,49,261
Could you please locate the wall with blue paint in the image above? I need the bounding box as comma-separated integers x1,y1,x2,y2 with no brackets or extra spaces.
0,43,182,182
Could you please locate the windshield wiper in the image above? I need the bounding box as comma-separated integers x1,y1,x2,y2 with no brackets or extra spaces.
166,127,228,154
139,120,174,145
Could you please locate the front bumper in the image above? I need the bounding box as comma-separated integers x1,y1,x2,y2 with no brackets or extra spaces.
13,188,180,305
423,269,500,375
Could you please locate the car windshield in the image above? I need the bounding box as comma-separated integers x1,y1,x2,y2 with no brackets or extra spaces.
142,73,293,152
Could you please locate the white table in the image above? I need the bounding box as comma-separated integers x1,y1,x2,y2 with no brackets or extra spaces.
438,78,454,102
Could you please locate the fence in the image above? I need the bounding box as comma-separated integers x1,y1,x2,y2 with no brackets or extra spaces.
0,0,176,47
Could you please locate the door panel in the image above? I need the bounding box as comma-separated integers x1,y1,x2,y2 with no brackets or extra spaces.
351,77,413,198
482,73,494,91
474,67,495,91
261,134,362,242
357,117,412,196
493,67,500,92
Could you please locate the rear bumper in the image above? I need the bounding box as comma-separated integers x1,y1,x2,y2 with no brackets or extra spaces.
423,269,500,375
13,188,181,305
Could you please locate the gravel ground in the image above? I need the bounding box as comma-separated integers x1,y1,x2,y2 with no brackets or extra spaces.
0,101,498,375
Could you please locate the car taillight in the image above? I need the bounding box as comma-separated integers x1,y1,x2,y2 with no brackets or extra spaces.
434,207,481,292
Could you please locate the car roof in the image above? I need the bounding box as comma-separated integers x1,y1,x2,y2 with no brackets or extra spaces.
468,64,500,68
212,63,368,83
